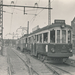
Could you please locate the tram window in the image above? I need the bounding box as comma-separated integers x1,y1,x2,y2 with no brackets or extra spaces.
39,34,42,43
24,39,25,43
43,33,48,43
27,38,29,43
62,30,66,43
26,38,27,43
29,37,31,43
57,30,60,43
37,35,39,42
68,30,71,43
50,30,55,43
21,40,23,44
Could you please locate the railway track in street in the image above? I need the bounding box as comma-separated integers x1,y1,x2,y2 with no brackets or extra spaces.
30,55,73,75
27,53,74,75
44,63,73,75
7,56,11,75
12,47,75,75
12,49,39,75
7,52,14,75
7,47,29,75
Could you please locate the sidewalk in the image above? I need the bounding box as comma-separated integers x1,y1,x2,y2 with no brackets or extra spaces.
0,47,8,75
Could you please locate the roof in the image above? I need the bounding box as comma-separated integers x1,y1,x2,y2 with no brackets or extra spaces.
29,23,72,36
19,23,72,38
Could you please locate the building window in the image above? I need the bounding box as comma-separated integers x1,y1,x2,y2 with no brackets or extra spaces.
43,33,48,43
62,30,66,43
68,30,71,43
57,30,60,43
50,30,55,43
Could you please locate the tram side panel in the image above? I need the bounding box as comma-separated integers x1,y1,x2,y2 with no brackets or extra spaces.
35,43,47,56
32,43,73,58
27,43,32,53
48,44,73,57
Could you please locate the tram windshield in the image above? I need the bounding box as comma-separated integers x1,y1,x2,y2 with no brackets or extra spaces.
57,30,60,43
50,30,55,43
68,30,71,43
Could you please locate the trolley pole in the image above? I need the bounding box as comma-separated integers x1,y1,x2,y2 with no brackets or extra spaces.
0,0,3,55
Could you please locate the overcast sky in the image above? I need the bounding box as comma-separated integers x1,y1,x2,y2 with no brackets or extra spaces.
3,0,75,39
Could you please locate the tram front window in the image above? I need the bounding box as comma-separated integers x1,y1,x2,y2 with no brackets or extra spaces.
57,30,60,43
68,30,71,43
50,30,55,43
62,30,66,43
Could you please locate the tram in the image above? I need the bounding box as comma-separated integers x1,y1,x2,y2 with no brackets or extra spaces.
16,20,73,63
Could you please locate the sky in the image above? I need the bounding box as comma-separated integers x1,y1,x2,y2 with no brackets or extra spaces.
3,0,75,39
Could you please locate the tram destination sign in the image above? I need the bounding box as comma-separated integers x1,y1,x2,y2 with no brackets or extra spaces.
54,20,65,24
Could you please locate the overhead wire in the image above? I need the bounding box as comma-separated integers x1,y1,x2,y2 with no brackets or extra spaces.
30,0,54,24
20,0,40,28
10,0,18,33
8,0,54,34
30,0,40,24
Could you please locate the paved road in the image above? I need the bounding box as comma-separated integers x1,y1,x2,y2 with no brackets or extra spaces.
6,47,29,75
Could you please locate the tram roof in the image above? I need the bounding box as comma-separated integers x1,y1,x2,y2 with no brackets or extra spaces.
29,24,72,35
20,23,72,38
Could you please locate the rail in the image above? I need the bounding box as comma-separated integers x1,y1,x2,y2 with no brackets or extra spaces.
12,50,39,75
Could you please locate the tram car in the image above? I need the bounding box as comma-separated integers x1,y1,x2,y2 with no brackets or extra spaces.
16,20,73,63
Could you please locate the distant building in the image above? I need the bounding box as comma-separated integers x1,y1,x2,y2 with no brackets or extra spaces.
3,39,16,46
71,17,75,48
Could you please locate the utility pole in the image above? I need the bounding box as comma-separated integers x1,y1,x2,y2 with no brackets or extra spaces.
0,0,3,55
27,21,29,34
48,0,51,25
12,32,14,39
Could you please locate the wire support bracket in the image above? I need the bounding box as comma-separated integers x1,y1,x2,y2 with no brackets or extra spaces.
0,4,52,9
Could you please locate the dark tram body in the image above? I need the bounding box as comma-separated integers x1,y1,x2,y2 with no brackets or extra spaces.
16,20,73,63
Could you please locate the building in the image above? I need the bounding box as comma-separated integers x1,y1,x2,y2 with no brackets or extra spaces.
3,39,16,46
71,17,75,48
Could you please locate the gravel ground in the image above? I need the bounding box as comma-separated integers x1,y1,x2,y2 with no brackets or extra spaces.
0,47,8,75
7,47,29,75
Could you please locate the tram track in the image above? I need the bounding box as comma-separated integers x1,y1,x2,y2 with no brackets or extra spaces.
44,63,73,75
7,51,14,75
12,49,39,75
12,48,75,75
27,53,73,75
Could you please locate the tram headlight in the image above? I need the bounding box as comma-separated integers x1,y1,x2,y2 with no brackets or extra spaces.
69,49,72,53
51,48,55,53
